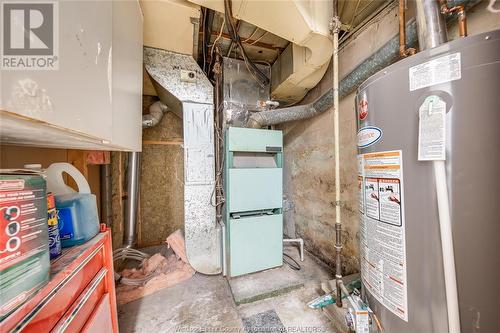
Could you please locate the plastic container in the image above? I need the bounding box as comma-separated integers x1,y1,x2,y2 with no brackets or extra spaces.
46,163,99,247
47,193,62,258
0,172,50,319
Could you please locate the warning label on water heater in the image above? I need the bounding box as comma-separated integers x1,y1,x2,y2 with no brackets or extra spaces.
418,95,447,161
409,52,461,91
359,150,408,321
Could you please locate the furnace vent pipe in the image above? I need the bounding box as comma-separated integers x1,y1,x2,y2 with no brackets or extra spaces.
123,151,141,248
415,0,448,50
247,87,333,128
122,100,169,248
339,0,475,98
142,101,168,128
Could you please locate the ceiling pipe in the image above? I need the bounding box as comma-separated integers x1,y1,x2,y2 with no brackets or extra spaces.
246,0,476,129
399,0,417,57
440,0,468,37
339,0,476,99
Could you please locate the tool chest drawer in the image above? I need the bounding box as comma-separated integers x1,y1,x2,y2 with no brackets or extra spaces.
0,230,118,333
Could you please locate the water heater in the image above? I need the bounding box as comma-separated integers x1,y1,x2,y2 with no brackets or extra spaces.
356,29,500,332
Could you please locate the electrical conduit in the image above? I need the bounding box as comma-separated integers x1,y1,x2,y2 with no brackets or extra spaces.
330,0,343,308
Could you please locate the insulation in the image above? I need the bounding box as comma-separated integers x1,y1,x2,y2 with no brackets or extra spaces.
247,87,332,128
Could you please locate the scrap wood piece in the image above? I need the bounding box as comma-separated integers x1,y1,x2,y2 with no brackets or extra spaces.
166,229,189,263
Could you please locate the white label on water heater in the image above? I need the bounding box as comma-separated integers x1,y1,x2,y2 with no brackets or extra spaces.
409,53,461,91
418,96,446,161
359,150,408,321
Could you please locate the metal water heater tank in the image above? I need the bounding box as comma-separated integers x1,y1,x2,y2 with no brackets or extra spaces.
356,29,500,332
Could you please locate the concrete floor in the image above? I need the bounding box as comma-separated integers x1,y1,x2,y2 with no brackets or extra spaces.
229,245,333,305
118,246,337,333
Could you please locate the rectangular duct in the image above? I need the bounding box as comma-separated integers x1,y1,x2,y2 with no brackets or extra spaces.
144,47,221,275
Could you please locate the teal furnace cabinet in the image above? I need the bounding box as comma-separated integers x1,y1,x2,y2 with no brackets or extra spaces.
224,127,283,277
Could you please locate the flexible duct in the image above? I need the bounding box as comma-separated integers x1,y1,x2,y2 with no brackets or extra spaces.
142,101,168,128
247,86,332,128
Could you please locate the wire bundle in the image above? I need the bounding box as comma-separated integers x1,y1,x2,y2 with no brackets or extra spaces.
113,247,155,286
223,0,270,87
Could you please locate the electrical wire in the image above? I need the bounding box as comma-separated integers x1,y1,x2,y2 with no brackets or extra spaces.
210,18,225,61
210,49,226,209
242,27,260,43
249,31,268,45
224,0,269,87
201,8,207,72
113,247,155,286
283,253,301,271
371,312,385,333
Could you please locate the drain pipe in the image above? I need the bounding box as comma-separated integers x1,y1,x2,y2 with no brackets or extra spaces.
100,163,112,227
330,0,343,308
415,1,461,332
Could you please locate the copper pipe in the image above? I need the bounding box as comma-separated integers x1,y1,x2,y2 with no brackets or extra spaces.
399,0,416,57
439,0,467,37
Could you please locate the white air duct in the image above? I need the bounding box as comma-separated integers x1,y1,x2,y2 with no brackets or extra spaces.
186,0,332,105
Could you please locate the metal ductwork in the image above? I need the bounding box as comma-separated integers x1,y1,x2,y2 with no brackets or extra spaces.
143,46,221,275
247,87,332,128
186,0,332,105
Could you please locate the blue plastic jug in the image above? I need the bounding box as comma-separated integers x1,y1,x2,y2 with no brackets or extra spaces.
46,163,99,247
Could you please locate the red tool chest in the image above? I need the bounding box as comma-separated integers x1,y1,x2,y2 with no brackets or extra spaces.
0,230,118,333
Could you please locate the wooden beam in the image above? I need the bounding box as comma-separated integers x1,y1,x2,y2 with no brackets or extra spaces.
143,140,183,146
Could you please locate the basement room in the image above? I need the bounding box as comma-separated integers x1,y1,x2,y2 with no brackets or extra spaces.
1,0,499,332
